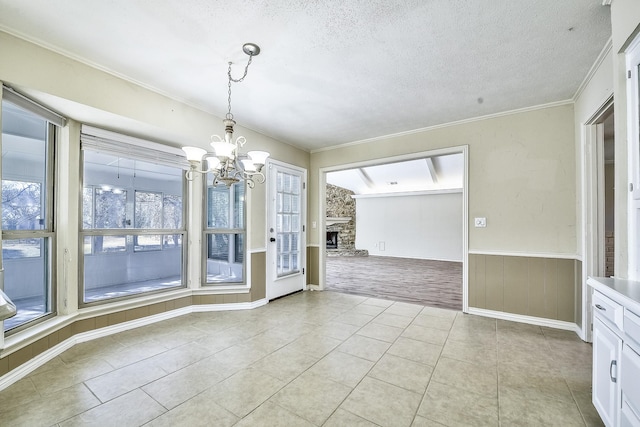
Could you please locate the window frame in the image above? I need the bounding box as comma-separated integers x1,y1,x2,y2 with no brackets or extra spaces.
78,147,188,307
202,181,247,286
1,119,57,335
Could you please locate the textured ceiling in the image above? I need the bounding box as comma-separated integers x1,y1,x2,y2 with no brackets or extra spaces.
0,1,611,151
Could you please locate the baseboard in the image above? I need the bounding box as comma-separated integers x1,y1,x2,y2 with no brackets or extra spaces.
0,299,269,392
192,299,268,312
467,307,580,334
307,284,321,291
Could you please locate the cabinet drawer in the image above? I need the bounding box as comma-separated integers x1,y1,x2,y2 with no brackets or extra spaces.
622,344,640,419
626,309,640,348
593,291,624,332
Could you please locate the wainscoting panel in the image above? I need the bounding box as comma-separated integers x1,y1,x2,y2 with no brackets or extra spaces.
250,251,266,301
469,254,579,323
307,246,320,286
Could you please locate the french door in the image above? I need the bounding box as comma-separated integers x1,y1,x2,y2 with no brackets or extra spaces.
266,160,306,300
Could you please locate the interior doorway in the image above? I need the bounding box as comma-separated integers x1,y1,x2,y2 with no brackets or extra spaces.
583,98,614,342
319,146,469,312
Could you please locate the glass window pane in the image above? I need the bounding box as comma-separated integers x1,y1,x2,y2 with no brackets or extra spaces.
134,234,162,252
234,183,244,229
2,101,47,232
163,234,182,249
163,194,182,229
95,189,127,229
83,235,93,255
208,186,229,228
83,187,93,229
84,233,183,303
135,191,162,228
2,180,43,230
3,237,50,331
93,235,127,253
81,146,186,303
206,233,244,283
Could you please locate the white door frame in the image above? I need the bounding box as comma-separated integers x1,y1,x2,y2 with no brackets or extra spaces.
266,159,307,300
318,145,469,312
582,96,613,342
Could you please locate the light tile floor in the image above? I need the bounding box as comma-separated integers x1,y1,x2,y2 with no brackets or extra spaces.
0,291,603,426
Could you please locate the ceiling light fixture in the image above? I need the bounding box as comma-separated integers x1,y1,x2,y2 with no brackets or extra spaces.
182,43,269,188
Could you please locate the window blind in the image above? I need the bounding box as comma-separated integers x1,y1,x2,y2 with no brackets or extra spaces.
81,125,190,170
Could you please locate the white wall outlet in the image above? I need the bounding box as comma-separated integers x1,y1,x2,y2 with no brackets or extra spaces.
312,221,317,229
474,217,487,227
379,241,385,251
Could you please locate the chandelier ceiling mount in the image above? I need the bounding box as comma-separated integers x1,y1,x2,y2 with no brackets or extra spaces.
182,43,269,188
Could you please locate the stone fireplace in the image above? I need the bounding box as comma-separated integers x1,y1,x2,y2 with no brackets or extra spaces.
326,184,368,257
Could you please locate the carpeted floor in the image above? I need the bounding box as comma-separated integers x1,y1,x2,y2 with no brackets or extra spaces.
325,255,462,311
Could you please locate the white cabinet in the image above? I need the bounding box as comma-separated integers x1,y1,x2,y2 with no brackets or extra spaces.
593,316,622,427
621,344,640,427
589,278,640,427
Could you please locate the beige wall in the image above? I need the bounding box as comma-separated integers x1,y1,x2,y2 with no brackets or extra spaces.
0,30,310,254
310,104,577,255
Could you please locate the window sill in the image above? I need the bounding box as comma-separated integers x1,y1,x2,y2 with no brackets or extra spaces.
2,313,76,357
195,285,250,294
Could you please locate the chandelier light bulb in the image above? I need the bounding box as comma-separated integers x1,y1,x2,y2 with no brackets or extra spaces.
181,146,206,162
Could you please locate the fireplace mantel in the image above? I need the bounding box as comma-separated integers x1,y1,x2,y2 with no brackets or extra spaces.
326,217,351,226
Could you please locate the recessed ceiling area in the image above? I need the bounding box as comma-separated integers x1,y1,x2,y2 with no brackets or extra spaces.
327,154,463,195
0,1,611,151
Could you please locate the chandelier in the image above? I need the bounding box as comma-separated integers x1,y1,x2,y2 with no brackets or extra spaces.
182,43,269,188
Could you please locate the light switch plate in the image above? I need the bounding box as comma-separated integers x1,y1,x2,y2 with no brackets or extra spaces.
474,217,487,227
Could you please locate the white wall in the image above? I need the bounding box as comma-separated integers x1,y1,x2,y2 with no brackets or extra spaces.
355,191,462,262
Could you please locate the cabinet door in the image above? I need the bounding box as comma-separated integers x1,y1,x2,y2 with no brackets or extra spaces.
593,317,622,427
622,344,640,423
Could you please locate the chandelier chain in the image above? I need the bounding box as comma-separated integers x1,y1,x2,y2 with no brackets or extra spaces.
226,54,254,120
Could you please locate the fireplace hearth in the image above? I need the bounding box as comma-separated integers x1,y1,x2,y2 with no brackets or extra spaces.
326,231,338,249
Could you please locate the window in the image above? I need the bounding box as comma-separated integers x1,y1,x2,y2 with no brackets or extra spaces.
205,180,245,284
1,96,56,333
80,126,187,304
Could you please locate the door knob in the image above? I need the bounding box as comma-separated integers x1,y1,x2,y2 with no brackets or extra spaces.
270,237,276,242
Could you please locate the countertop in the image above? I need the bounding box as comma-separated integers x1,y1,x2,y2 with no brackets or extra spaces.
587,277,640,313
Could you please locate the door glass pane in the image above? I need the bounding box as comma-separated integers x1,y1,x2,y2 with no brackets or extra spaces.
275,171,301,277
